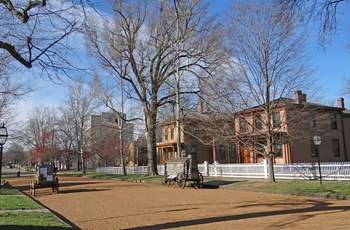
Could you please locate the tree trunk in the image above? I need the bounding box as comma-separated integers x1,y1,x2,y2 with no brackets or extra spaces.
81,148,86,174
76,152,80,171
120,128,126,175
267,153,276,183
66,159,70,170
145,106,158,176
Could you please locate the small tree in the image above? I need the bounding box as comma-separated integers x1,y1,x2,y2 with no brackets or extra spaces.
23,106,58,165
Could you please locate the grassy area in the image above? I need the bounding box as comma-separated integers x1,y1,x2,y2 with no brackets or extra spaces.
0,183,72,229
238,180,350,197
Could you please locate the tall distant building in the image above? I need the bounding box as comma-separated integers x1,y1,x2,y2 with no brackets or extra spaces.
86,112,134,166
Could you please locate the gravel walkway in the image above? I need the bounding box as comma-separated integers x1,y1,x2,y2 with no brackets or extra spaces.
6,176,350,230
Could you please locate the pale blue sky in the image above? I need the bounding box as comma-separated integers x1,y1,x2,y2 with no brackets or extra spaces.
14,0,350,125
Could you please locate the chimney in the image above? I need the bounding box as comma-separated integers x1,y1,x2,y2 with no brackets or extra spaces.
295,90,306,104
198,99,203,113
338,97,345,109
300,93,307,103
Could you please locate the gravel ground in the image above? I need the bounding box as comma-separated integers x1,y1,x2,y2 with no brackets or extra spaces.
6,176,350,230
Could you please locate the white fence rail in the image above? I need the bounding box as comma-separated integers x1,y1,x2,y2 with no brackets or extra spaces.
96,161,350,181
97,166,148,175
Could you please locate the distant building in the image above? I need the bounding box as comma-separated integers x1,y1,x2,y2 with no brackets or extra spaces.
157,101,233,164
86,112,134,166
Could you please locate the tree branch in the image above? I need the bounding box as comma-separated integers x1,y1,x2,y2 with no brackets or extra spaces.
0,0,46,23
0,41,32,68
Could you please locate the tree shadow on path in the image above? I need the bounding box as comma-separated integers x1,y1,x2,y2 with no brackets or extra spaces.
125,199,350,229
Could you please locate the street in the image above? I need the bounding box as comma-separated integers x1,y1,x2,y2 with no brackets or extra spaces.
1,166,34,178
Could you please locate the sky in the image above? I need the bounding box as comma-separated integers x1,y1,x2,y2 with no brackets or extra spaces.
207,0,350,106
13,0,350,127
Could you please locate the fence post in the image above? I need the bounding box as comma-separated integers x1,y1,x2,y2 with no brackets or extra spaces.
204,161,209,177
263,159,268,179
214,161,218,177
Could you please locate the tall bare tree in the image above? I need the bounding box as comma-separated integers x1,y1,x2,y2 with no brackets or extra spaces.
85,0,224,175
223,0,313,182
63,77,102,173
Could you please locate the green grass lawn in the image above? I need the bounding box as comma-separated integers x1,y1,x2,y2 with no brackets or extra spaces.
0,183,73,229
250,180,350,196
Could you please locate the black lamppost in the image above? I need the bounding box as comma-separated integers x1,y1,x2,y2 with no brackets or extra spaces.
0,122,9,190
313,135,322,186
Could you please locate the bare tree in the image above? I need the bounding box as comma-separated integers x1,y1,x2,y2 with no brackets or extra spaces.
5,142,26,167
85,0,224,175
55,106,78,170
22,106,58,165
0,0,85,78
222,0,314,182
94,76,133,175
63,77,102,173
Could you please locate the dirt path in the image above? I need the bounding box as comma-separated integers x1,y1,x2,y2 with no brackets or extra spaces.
6,176,350,230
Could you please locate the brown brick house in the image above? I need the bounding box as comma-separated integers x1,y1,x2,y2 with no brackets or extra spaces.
234,91,350,164
157,91,350,165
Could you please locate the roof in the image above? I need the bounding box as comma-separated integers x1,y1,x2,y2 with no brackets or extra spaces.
159,110,231,126
237,97,345,115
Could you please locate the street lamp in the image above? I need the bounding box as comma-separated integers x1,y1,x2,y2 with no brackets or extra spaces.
0,122,9,190
313,135,322,186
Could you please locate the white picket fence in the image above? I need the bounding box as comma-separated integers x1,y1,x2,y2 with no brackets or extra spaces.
96,161,350,181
